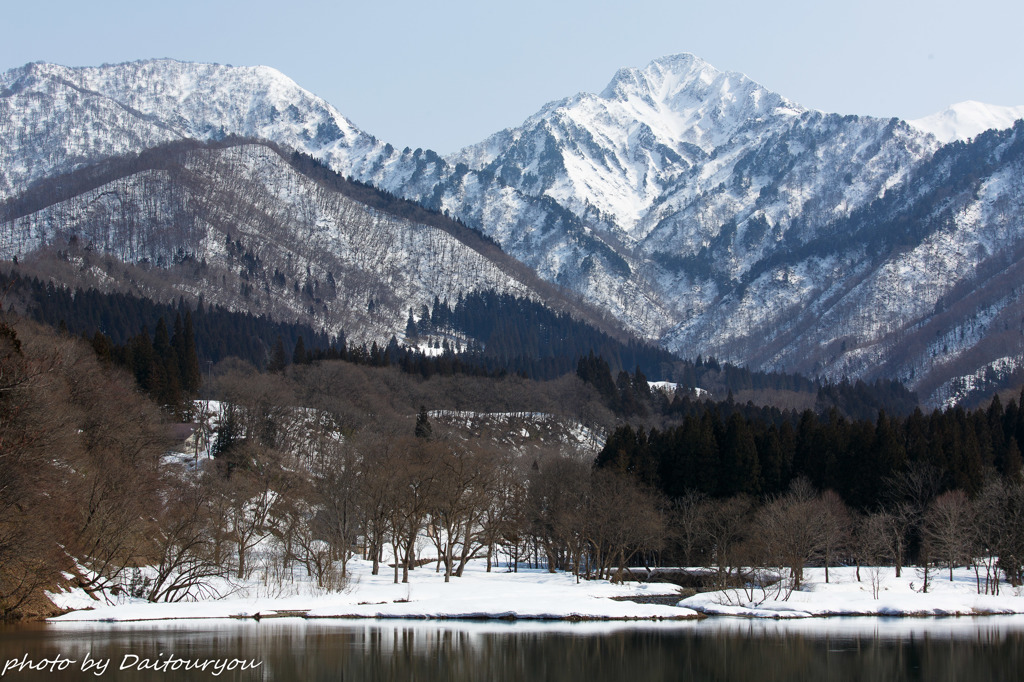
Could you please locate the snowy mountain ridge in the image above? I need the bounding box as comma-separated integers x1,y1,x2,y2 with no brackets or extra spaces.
448,53,807,236
0,59,386,201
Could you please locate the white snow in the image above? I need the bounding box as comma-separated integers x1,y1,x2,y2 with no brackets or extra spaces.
680,565,1024,618
47,559,695,622
909,101,1024,144
46,561,1024,624
427,410,606,453
648,381,679,394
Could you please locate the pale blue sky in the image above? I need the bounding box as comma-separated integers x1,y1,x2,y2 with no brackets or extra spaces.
3,0,1022,153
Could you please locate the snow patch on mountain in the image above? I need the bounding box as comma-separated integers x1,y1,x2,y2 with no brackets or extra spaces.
934,356,1024,410
909,101,1024,143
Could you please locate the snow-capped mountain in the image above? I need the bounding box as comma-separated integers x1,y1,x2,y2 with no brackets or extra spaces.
3,56,1024,406
909,101,1024,143
0,60,386,201
449,53,809,236
440,54,939,330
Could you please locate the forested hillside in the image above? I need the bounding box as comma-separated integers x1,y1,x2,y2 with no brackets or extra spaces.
3,267,885,401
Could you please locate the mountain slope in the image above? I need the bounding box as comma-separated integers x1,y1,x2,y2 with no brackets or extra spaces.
450,54,808,236
660,122,1024,406
0,140,544,343
0,59,659,337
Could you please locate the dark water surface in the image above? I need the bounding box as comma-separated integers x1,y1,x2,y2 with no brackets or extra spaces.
1,617,1023,681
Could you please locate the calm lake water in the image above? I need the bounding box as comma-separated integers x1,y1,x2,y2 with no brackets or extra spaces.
1,617,1023,681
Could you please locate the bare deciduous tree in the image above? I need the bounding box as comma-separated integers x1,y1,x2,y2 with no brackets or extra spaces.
146,478,224,602
923,490,973,582
819,489,851,584
669,490,708,568
586,469,665,584
856,512,892,599
755,478,827,590
526,449,591,575
700,495,754,589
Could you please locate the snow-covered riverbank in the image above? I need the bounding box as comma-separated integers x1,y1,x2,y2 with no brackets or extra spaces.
681,565,1024,618
47,561,1024,623
47,559,697,622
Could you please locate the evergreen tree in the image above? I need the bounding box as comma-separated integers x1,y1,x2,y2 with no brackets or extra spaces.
128,330,157,394
615,370,643,416
90,331,112,363
153,317,182,410
758,425,787,495
293,335,308,365
694,411,721,495
171,313,186,373
417,304,431,336
181,311,202,394
405,309,417,340
721,412,760,496
576,351,616,401
1004,437,1023,482
415,406,432,439
212,404,241,471
268,336,288,373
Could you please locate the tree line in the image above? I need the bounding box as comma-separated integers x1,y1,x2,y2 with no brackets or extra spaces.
5,261,926,414
89,311,202,416
1,270,340,369
589,387,1024,592
406,290,679,380
641,475,1024,598
577,352,917,422
597,393,1023,509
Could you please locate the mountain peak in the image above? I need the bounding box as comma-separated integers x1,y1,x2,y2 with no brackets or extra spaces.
599,53,719,102
908,101,1024,144
0,59,385,202
596,53,800,121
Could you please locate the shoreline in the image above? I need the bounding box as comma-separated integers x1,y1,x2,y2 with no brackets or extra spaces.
46,608,1024,624
45,560,1024,624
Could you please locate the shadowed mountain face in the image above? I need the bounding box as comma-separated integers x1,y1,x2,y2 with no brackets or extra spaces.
2,56,1023,406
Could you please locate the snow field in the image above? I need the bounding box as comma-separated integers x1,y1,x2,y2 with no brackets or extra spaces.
49,560,1024,623
49,558,697,622
680,564,1024,618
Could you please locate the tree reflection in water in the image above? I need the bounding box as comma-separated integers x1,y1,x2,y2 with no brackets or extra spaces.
2,618,1022,681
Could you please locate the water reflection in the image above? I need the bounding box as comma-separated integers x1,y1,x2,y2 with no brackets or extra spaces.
0,617,1021,680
